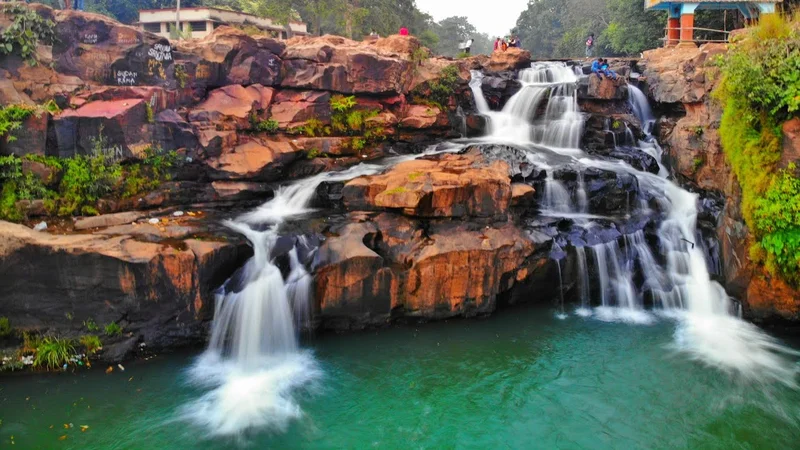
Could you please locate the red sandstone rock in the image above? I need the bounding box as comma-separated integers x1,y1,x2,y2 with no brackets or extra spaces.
342,153,512,218
399,104,441,129
314,213,542,327
188,84,275,130
0,219,247,351
204,137,302,181
642,44,727,104
269,90,331,129
484,48,532,73
55,98,149,158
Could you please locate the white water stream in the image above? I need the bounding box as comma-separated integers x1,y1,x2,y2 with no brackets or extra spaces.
470,62,799,385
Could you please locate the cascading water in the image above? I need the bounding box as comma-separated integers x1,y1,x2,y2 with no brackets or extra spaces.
181,146,463,436
470,63,799,385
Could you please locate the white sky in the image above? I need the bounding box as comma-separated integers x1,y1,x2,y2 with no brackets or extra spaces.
415,0,530,37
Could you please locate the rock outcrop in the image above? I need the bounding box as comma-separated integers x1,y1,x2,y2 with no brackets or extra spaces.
315,151,549,329
643,44,800,325
0,216,249,355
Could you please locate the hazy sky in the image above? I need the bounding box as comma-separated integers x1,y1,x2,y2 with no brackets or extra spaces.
415,0,530,37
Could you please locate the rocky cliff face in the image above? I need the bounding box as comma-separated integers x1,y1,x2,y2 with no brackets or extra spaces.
642,45,800,326
0,5,541,358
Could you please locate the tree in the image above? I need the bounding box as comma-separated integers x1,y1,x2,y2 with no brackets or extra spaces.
602,0,665,55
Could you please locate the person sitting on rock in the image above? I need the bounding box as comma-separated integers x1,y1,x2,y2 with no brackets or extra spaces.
399,27,409,36
501,39,508,52
591,58,604,79
600,59,618,80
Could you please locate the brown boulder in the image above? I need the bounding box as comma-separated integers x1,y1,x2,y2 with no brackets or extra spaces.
745,275,800,323
0,220,247,349
642,44,726,104
204,137,302,181
399,104,441,129
342,153,512,218
314,213,542,328
280,35,415,94
269,90,331,129
484,48,532,73
511,183,536,206
582,75,627,100
781,117,800,169
54,99,149,158
188,84,275,130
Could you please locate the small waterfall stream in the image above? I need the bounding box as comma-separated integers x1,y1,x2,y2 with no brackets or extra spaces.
470,63,799,385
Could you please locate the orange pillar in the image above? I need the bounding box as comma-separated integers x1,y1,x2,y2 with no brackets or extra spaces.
667,17,680,46
679,13,695,47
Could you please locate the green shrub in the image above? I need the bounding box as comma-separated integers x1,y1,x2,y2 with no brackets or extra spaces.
254,119,279,134
83,318,99,332
145,102,154,123
714,13,800,286
0,154,50,220
174,64,188,89
306,148,321,159
104,322,122,337
34,336,74,370
412,65,460,109
0,104,36,142
0,4,57,66
79,335,102,355
0,317,11,337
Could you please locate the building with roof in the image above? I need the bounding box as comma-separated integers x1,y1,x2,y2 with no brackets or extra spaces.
644,0,783,46
138,7,308,40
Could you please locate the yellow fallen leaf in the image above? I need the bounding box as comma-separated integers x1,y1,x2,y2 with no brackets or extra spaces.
105,366,113,374
62,424,69,429
80,425,89,432
59,435,68,441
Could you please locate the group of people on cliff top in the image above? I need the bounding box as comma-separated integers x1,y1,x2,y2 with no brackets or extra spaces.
494,36,521,52
591,58,618,80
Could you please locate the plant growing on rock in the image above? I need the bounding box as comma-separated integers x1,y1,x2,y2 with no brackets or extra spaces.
0,104,36,142
79,335,102,355
0,4,57,66
253,118,280,134
412,65,460,109
0,154,50,221
715,13,800,286
83,318,99,332
145,102,154,124
33,336,74,370
174,64,188,89
0,317,11,338
104,322,122,337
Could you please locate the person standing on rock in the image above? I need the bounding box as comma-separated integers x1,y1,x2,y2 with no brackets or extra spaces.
494,37,501,52
585,33,595,58
464,37,474,55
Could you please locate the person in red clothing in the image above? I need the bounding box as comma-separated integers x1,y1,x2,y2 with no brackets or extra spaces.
494,37,501,52
399,27,409,36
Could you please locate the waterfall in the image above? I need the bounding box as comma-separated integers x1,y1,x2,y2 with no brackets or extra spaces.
181,160,427,436
469,70,491,114
628,84,655,135
469,65,799,385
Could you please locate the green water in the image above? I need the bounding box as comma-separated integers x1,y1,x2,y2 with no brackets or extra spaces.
2,303,800,449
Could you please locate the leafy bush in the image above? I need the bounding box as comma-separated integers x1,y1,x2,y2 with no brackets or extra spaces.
0,4,57,66
174,64,188,89
254,119,280,134
34,336,74,370
104,322,122,336
413,65,460,109
0,104,36,142
0,139,179,220
715,13,800,286
83,318,99,332
79,335,102,355
0,316,11,337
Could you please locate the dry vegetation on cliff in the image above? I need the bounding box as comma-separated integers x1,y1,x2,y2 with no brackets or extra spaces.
715,13,800,286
